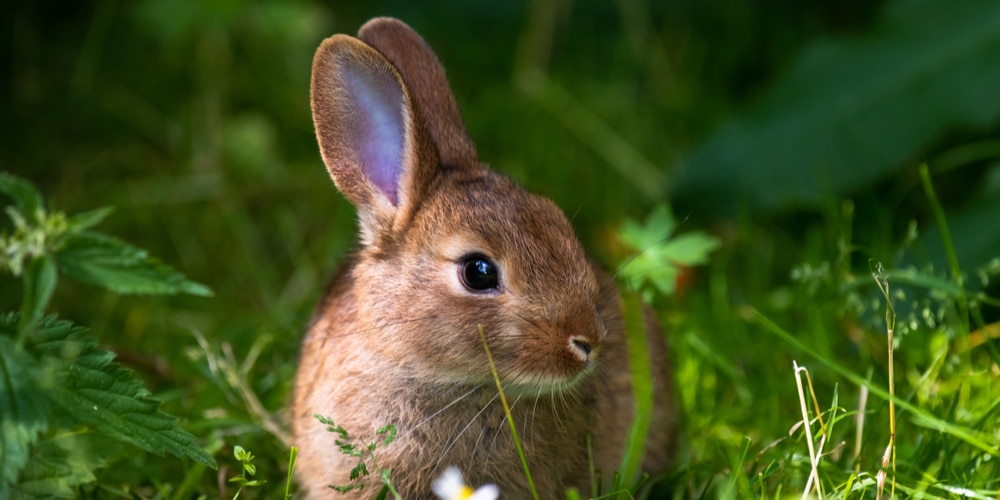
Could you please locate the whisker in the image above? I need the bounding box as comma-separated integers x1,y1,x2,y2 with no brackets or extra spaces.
485,392,524,464
411,384,485,432
434,392,500,469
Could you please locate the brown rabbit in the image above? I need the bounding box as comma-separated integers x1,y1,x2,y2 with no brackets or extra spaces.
293,17,676,499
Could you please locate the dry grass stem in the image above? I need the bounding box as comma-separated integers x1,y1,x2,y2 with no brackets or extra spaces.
794,361,823,500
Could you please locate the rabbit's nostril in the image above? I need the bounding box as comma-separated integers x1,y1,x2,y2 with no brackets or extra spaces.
571,338,592,358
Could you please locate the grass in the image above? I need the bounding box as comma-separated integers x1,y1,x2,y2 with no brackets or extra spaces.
3,0,1000,498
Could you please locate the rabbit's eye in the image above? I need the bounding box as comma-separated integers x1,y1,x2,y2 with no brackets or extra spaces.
460,254,499,292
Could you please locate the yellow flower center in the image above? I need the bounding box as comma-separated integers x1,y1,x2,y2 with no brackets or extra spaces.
457,485,475,499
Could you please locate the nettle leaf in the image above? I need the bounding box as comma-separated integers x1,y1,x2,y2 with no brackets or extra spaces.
15,315,216,469
55,231,212,297
65,207,114,233
29,318,215,468
0,172,44,218
17,255,58,344
0,335,50,493
9,433,104,498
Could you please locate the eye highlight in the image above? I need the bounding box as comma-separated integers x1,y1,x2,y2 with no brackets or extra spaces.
459,253,499,292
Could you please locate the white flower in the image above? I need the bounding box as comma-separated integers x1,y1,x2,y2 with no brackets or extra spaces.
432,466,499,500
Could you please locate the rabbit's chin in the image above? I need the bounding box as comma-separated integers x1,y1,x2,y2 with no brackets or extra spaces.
499,371,595,398
425,361,596,397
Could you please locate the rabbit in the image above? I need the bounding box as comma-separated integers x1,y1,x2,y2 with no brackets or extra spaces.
292,17,676,499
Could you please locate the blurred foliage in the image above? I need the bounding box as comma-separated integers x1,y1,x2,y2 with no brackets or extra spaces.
2,0,999,496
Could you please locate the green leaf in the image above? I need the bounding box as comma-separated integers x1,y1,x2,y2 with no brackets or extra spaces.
55,231,212,297
618,204,719,298
674,0,1000,214
13,315,217,469
9,433,106,498
656,233,722,267
0,173,43,218
16,255,57,348
0,335,49,492
377,424,396,446
65,207,114,233
619,205,676,251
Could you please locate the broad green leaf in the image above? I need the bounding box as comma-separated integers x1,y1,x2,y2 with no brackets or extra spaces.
0,173,43,219
0,335,49,491
55,231,212,297
17,255,57,347
673,0,1000,215
20,316,217,468
5,314,217,469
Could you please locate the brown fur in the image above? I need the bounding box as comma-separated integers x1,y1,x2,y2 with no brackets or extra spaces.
293,17,676,499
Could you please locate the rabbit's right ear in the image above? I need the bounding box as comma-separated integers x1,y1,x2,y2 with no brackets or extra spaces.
310,35,437,244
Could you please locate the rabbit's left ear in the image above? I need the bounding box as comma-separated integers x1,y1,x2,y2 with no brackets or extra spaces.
358,17,479,169
310,34,438,243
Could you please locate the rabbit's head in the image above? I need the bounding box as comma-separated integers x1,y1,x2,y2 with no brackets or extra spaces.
311,18,607,391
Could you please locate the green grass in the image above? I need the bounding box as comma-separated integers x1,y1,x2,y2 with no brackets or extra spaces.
3,0,1000,498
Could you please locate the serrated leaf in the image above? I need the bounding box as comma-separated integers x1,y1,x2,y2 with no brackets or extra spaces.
0,173,43,218
0,335,49,491
48,351,217,468
17,255,57,346
9,433,105,498
15,315,217,468
66,207,114,233
55,231,212,297
674,0,1000,215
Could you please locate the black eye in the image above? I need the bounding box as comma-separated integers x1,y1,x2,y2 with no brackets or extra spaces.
460,254,499,292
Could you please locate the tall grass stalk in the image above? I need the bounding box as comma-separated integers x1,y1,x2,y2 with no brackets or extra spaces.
793,361,823,500
478,325,538,500
754,310,997,455
872,264,896,499
618,292,654,489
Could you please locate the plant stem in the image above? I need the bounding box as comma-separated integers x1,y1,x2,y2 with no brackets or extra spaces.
919,163,969,334
478,325,538,500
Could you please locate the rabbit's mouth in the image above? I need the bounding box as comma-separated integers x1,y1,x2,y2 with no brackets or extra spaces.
495,364,597,397
488,340,601,395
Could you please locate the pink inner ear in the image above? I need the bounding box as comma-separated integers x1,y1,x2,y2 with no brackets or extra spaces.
343,59,405,206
